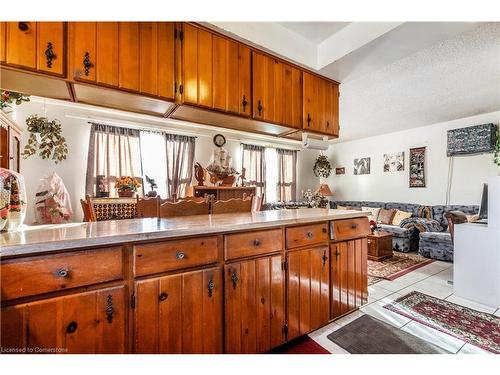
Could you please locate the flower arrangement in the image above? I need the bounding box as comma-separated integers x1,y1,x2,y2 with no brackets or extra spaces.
22,115,68,163
313,155,332,178
115,176,141,197
1,90,30,111
494,125,500,168
369,220,378,233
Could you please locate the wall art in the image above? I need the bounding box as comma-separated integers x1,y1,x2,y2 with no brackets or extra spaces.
383,152,404,172
409,147,426,188
335,167,345,175
354,157,371,175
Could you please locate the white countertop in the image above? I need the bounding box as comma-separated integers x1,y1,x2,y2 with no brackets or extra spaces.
0,209,369,258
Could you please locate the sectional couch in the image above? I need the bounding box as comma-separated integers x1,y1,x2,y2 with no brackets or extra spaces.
329,200,479,262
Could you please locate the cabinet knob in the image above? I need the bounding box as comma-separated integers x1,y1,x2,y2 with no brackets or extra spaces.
306,231,313,239
66,321,78,334
18,22,29,32
351,224,358,229
231,270,238,290
207,279,215,298
56,268,69,278
322,251,328,266
307,113,311,127
159,292,168,301
253,238,261,247
105,294,114,323
257,100,263,116
242,95,248,111
175,251,185,260
45,42,56,69
83,52,92,76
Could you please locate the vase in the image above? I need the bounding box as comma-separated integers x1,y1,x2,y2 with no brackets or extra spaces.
147,191,157,197
118,190,134,198
220,175,236,186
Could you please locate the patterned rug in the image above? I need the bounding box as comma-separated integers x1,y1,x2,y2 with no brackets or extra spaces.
384,291,500,353
368,275,383,286
269,336,330,354
368,252,434,281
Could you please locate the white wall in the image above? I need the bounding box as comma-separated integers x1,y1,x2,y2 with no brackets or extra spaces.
8,100,316,223
324,111,500,206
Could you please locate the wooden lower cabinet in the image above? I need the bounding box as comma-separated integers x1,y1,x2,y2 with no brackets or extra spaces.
224,255,285,353
287,247,330,340
330,238,368,319
134,267,222,353
0,286,126,354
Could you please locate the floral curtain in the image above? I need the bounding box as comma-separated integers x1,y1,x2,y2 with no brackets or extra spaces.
277,148,297,202
241,143,266,197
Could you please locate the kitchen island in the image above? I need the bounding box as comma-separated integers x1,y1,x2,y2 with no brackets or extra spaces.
1,208,370,354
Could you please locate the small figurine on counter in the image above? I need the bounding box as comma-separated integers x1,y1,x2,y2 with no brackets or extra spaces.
194,162,206,186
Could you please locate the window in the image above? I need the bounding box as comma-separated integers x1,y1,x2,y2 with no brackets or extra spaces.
140,132,167,197
241,144,266,197
276,148,297,202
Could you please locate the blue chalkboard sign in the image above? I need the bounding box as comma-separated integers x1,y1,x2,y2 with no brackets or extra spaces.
447,123,497,156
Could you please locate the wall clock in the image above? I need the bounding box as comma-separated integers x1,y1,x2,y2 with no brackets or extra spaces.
213,134,226,148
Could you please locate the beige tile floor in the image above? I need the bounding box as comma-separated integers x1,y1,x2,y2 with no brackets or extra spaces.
308,259,500,354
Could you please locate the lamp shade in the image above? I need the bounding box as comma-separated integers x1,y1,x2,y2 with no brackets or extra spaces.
316,183,333,196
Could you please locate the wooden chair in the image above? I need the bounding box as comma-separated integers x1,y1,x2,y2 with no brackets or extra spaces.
211,197,253,215
444,210,468,244
159,200,210,218
80,197,96,222
251,194,265,212
178,196,206,203
136,196,160,218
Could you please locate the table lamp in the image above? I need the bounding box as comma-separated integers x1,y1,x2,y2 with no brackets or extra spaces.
316,183,333,208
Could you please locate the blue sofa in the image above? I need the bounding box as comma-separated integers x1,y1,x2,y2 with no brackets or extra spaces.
329,200,479,262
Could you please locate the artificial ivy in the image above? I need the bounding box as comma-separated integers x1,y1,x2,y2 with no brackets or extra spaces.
1,90,30,110
313,154,332,178
22,115,68,163
494,125,500,168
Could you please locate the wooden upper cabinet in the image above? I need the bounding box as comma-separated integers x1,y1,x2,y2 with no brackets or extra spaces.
224,255,285,353
2,22,65,76
0,286,126,354
157,22,175,100
283,64,302,129
303,72,339,135
287,247,330,341
134,267,222,354
252,51,275,123
69,22,97,82
118,22,140,91
96,22,119,87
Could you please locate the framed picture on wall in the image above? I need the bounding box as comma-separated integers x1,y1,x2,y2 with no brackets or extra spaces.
409,147,426,188
335,167,345,175
354,157,371,175
383,152,404,172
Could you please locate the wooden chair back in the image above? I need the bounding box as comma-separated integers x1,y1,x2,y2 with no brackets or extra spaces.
251,194,265,212
80,198,96,222
211,197,253,215
178,196,206,203
159,200,210,218
136,196,160,218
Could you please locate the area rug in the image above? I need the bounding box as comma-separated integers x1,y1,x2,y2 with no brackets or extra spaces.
384,291,500,353
327,315,448,354
368,252,434,281
269,336,330,354
368,275,383,286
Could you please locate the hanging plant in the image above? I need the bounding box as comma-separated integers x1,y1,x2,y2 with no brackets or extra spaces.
494,125,500,168
1,90,30,110
313,155,332,178
22,115,68,163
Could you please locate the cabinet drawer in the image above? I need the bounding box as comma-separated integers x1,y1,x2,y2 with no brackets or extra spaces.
1,247,124,301
224,229,282,260
134,236,218,276
331,217,371,241
285,223,328,249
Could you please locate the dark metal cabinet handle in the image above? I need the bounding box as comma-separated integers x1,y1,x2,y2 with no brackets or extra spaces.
253,239,261,247
335,249,340,259
159,292,168,301
322,227,327,233
326,121,330,129
322,251,328,267
242,95,248,111
105,295,114,323
56,268,69,278
231,271,238,290
307,113,311,127
83,52,92,76
257,100,263,116
207,279,215,298
66,321,78,334
45,42,56,68
18,22,29,32
306,231,313,239
175,251,185,260
351,224,358,229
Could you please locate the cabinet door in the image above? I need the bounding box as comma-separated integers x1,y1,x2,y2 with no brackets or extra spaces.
157,22,175,100
9,126,21,172
238,44,252,117
212,35,228,111
287,247,330,340
0,286,126,353
6,21,37,69
224,255,285,353
303,72,316,132
283,64,302,129
197,28,213,108
134,267,222,354
69,22,97,82
252,51,270,121
139,22,158,95
182,23,198,105
37,22,65,75
118,22,140,91
96,22,119,86
0,22,6,62
330,239,367,319
330,83,340,136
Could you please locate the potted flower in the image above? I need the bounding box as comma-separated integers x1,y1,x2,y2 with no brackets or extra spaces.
115,176,141,198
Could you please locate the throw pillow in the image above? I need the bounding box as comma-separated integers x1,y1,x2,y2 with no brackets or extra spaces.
362,206,381,222
378,208,397,224
392,210,413,226
466,214,479,223
346,206,362,211
336,205,347,210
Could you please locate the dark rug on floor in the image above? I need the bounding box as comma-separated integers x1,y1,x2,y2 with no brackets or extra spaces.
384,291,500,353
269,335,330,354
327,315,449,354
